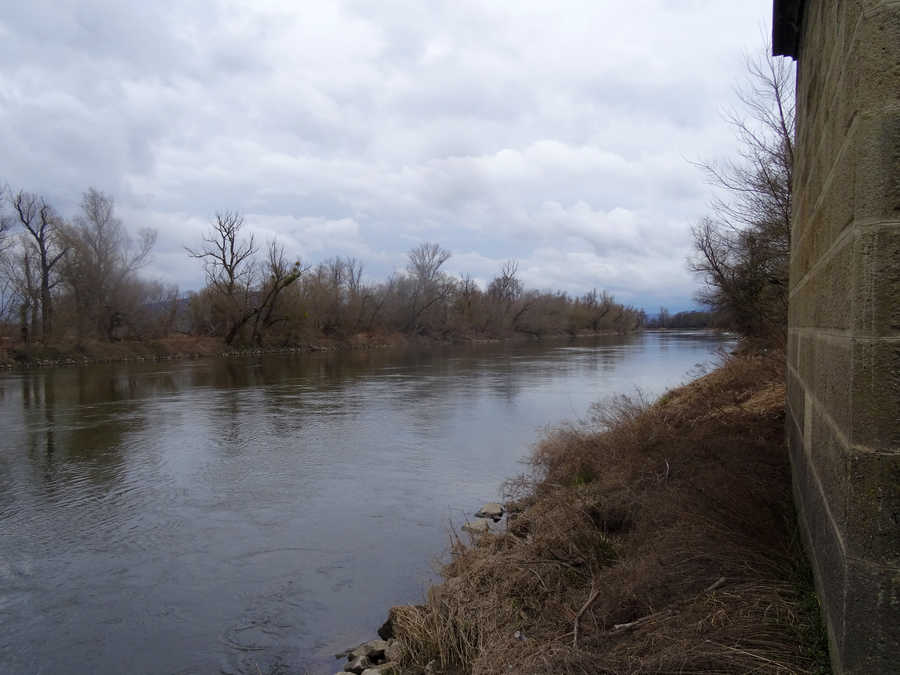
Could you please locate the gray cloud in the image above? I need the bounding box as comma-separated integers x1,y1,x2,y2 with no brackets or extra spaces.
0,0,774,311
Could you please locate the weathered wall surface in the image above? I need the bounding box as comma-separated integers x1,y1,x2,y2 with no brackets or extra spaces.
785,0,900,671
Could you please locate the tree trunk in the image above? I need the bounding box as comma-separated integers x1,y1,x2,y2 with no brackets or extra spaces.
40,276,51,341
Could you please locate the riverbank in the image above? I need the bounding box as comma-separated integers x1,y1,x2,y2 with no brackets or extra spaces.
373,350,830,674
0,330,639,369
0,334,387,369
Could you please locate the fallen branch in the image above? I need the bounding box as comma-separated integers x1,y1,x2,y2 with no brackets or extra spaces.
705,576,727,593
612,609,673,632
572,579,601,648
657,458,671,482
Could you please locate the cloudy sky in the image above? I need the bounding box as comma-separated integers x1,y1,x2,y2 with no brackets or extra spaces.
0,0,778,311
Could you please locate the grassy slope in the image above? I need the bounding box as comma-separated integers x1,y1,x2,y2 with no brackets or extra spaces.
391,351,830,674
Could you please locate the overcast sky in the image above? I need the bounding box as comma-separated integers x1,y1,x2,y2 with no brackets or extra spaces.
0,0,777,311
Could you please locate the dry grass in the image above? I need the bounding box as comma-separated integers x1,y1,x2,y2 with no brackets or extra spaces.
392,350,830,674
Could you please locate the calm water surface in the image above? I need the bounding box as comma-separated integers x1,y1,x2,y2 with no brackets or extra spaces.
0,331,734,674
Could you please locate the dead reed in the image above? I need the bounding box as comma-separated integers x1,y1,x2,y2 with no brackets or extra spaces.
393,350,830,674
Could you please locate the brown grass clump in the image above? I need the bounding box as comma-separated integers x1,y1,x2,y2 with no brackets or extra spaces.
393,351,830,674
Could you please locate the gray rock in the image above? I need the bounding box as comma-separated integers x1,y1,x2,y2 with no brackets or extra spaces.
346,654,370,674
349,639,388,660
336,645,359,659
461,518,490,534
475,502,504,521
365,638,389,658
361,664,400,675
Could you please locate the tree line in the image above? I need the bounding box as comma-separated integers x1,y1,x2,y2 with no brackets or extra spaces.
0,191,645,347
181,214,647,345
0,188,175,345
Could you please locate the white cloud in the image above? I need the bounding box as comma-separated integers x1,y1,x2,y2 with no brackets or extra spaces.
0,0,775,310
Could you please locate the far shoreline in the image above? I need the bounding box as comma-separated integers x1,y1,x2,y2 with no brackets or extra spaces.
0,328,720,371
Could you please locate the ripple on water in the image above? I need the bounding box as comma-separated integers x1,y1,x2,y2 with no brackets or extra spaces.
0,333,735,674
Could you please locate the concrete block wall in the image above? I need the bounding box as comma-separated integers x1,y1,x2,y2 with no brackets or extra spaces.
785,0,900,672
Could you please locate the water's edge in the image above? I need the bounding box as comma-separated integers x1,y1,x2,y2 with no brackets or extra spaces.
0,331,734,674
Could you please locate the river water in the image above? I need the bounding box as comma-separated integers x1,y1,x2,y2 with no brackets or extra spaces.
0,331,734,674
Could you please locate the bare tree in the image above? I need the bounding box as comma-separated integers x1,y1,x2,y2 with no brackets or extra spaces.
9,191,68,340
0,275,15,327
0,184,10,256
405,242,453,333
305,257,348,335
453,273,482,331
186,211,257,344
488,260,523,305
250,241,303,345
187,211,256,297
481,260,524,333
361,276,393,332
0,185,15,326
407,242,451,285
690,49,794,342
579,288,614,331
61,188,156,340
126,280,180,338
344,257,363,296
186,213,304,345
341,257,370,332
1,239,41,342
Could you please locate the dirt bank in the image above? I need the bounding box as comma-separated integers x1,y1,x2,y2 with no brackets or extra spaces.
384,351,829,674
0,330,631,369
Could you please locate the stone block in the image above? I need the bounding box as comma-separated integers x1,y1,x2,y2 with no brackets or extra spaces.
850,339,900,451
794,176,815,237
841,558,900,674
788,415,809,498
788,399,804,462
788,330,799,369
810,405,850,530
845,5,900,118
788,296,799,328
814,142,855,258
812,241,854,330
787,366,806,425
791,441,848,645
837,1,865,60
796,332,817,393
812,336,853,432
807,149,828,222
790,220,817,290
792,120,819,215
852,224,900,336
853,109,900,223
798,7,827,173
788,274,814,328
827,0,866,140
846,450,900,563
790,231,856,331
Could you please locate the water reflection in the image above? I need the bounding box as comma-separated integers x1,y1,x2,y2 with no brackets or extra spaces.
0,331,734,674
17,369,149,495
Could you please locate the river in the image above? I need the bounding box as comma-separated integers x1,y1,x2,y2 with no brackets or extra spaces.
0,331,734,674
